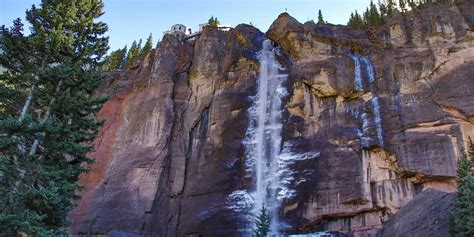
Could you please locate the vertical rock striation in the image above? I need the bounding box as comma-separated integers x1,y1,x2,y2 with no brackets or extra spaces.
69,1,474,236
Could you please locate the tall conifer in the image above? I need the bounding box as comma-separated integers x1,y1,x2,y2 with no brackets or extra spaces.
125,40,141,69
253,204,271,237
140,33,153,58
317,9,325,24
449,140,474,237
0,0,108,235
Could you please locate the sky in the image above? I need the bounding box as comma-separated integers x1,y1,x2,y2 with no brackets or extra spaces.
1,0,370,52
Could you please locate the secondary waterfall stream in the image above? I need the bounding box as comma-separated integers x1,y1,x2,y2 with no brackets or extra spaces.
246,39,288,234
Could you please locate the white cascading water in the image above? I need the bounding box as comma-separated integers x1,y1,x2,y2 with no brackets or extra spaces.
246,39,288,234
348,55,384,147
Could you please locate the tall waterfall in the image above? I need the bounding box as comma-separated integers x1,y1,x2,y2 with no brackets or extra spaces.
244,39,288,234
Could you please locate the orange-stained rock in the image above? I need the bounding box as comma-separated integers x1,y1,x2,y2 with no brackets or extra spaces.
69,1,474,236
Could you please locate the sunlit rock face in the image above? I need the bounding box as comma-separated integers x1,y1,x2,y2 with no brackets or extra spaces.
69,1,474,236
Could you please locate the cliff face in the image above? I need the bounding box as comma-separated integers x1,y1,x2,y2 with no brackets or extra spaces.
69,1,474,236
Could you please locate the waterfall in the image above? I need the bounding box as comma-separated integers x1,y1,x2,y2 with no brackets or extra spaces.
349,55,384,147
243,39,288,234
349,54,363,91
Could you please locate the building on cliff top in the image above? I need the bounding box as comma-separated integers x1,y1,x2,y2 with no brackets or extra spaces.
163,24,188,37
164,23,232,41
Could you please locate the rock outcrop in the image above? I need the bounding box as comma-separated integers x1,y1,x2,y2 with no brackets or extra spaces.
69,1,474,236
377,189,456,237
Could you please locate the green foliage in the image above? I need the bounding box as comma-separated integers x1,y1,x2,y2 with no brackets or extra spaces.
317,9,325,25
102,45,127,71
449,139,474,237
253,204,271,237
140,33,153,58
367,1,383,27
348,0,433,30
399,0,408,12
407,0,426,10
103,33,153,71
0,0,108,235
125,39,141,69
347,1,383,30
347,11,366,30
208,16,220,27
378,0,428,17
383,42,394,50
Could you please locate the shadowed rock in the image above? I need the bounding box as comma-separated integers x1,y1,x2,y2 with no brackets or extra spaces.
69,1,473,236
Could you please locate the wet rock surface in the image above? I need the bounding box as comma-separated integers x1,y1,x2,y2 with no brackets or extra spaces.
69,1,473,236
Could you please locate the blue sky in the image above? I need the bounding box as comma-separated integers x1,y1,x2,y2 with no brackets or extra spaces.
1,0,370,52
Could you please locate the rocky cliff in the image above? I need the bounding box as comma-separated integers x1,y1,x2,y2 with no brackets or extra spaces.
69,1,474,236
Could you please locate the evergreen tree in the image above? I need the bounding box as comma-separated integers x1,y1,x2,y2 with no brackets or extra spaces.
118,45,127,69
449,139,474,237
378,0,395,16
317,9,325,24
125,40,141,69
363,7,370,26
208,16,220,27
348,12,355,27
140,33,153,58
368,0,383,27
0,0,108,235
125,40,137,69
253,204,271,237
103,45,127,71
386,0,396,15
348,10,366,30
399,0,408,12
348,1,383,30
0,19,31,118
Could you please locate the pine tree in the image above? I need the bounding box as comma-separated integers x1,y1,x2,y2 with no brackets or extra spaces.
103,45,128,71
348,10,366,30
140,33,153,58
348,1,383,30
125,40,141,69
253,204,271,237
363,7,370,26
208,16,220,27
387,0,396,15
317,9,325,25
0,19,31,118
118,45,127,69
399,0,408,12
0,0,108,235
348,12,355,27
449,139,474,237
102,49,118,71
368,0,383,27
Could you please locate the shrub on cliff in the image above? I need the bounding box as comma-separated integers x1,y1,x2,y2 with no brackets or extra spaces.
449,139,474,237
0,0,108,235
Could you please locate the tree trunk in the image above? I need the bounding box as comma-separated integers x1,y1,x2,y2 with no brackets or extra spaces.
29,79,64,156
